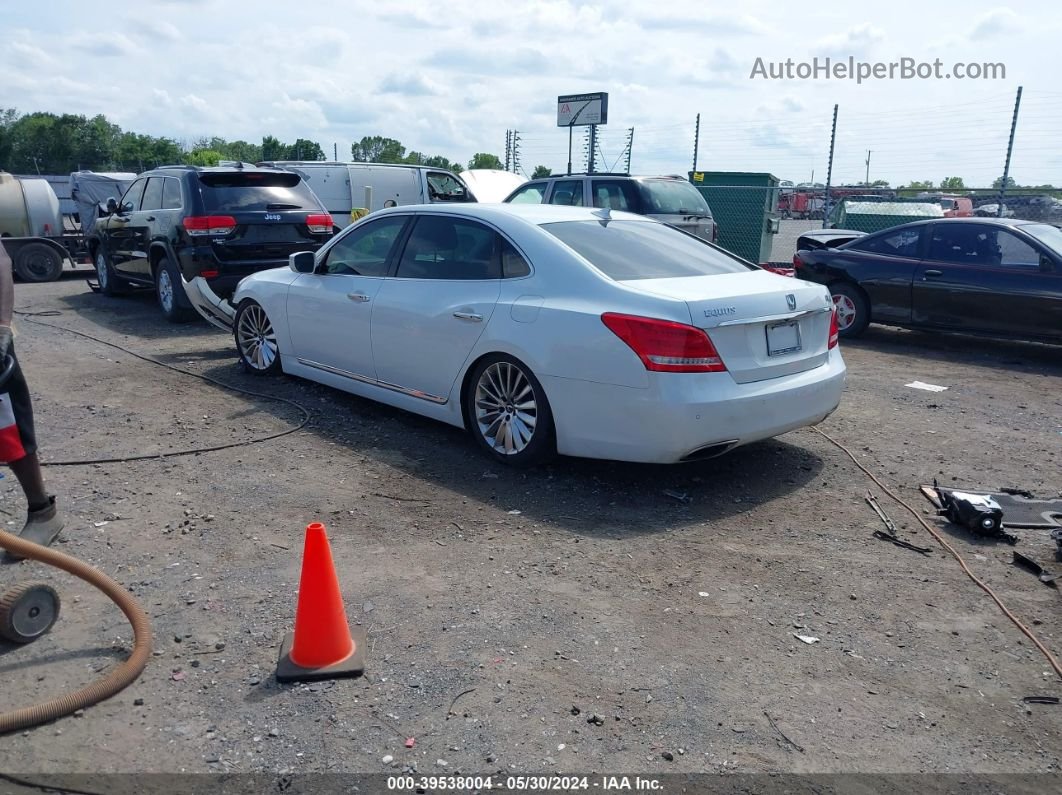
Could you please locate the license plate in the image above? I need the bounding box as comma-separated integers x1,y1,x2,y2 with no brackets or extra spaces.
766,320,802,356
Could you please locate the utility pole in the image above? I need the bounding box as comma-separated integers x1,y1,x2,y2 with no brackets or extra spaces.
692,113,701,173
511,131,521,175
823,104,838,229
333,142,338,161
865,150,871,186
624,127,634,174
588,124,597,173
998,85,1022,217
504,130,512,172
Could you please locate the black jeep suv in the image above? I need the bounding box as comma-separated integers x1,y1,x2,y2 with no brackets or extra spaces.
90,164,332,324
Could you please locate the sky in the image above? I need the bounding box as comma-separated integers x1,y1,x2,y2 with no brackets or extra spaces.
2,0,1060,187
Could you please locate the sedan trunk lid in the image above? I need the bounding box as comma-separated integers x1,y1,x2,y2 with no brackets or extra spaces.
628,271,834,383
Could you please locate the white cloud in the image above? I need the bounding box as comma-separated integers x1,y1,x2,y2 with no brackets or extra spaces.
969,7,1023,40
814,23,886,56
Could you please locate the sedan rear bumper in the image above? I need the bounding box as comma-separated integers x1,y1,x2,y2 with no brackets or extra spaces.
183,275,237,331
542,351,846,464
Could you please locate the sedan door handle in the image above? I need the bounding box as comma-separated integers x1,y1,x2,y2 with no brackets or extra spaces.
146,216,156,221
453,311,483,322
347,292,371,302
923,269,943,277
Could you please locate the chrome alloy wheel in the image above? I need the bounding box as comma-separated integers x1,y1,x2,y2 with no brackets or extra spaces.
474,361,539,455
157,268,175,312
236,304,279,371
832,293,857,331
95,251,109,290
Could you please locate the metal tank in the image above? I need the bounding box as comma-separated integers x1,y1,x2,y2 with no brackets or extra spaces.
0,172,63,238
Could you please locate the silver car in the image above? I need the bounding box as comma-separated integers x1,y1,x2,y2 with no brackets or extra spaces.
505,173,718,243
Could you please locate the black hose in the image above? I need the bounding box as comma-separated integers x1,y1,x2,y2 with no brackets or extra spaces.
12,312,311,466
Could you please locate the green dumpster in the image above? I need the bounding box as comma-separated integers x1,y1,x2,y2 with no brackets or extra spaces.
690,171,780,263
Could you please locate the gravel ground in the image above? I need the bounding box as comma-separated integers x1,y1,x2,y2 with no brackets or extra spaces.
0,275,1059,780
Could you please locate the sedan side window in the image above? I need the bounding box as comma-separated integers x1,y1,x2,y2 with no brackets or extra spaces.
507,183,547,204
321,216,408,276
548,180,585,207
591,180,638,211
500,237,531,278
396,216,501,280
995,230,1041,268
849,228,922,257
928,224,1001,266
120,178,148,212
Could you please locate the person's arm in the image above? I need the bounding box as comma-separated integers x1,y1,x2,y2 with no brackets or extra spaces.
0,243,14,356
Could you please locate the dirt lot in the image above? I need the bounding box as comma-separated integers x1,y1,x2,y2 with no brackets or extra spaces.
1,274,1060,780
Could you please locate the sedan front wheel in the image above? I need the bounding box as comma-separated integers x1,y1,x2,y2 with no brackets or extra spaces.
466,354,554,467
234,300,282,375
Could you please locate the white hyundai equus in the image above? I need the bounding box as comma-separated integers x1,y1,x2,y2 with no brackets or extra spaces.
230,203,845,465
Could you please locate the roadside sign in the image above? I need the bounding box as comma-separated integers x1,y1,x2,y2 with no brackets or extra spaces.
557,93,609,127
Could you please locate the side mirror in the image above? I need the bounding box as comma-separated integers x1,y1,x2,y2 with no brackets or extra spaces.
289,251,316,273
106,197,118,214
1041,254,1055,273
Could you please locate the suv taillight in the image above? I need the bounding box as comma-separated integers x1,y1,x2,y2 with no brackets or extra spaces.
601,313,726,373
828,307,839,349
305,213,333,234
183,216,237,236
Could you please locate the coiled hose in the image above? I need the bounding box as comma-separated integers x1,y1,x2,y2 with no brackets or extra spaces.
0,529,152,733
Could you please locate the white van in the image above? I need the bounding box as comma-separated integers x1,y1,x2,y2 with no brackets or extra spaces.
256,161,475,228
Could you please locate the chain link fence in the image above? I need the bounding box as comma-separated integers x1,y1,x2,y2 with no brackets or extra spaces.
696,185,1062,266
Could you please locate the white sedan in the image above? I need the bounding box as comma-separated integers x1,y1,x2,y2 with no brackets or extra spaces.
230,204,845,465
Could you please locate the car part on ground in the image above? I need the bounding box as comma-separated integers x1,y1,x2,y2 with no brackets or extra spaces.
1011,551,1058,587
0,582,60,643
866,491,933,555
928,483,1015,544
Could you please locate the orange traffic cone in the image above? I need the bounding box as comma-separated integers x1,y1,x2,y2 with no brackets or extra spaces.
276,522,366,683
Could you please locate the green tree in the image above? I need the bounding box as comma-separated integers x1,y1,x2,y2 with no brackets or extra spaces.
351,136,406,163
868,179,890,188
0,108,18,166
532,165,551,178
261,135,288,161
467,152,504,170
285,138,325,161
992,175,1017,190
186,149,223,167
939,176,965,191
903,180,935,191
422,154,462,172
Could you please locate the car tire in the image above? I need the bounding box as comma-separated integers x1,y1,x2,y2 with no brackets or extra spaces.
94,246,129,295
830,282,870,339
14,242,63,282
234,299,283,376
155,257,195,323
465,353,555,467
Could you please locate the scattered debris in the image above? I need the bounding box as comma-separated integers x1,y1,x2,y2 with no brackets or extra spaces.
382,754,394,764
663,490,691,504
404,737,416,748
926,482,1015,544
507,510,522,515
570,705,581,716
171,672,185,682
698,591,710,597
922,483,1062,530
587,714,604,726
447,688,476,716
865,491,897,534
906,381,948,392
661,751,674,761
1022,696,1059,705
764,710,805,753
792,634,820,645
1012,552,1058,587
873,530,933,556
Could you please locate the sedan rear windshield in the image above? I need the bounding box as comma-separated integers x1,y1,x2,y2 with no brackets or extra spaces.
636,180,711,216
543,220,753,281
198,172,320,212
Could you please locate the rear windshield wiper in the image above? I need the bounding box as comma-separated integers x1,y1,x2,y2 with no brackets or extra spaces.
266,203,302,210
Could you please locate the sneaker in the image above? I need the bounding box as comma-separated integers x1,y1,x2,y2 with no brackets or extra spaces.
3,496,64,562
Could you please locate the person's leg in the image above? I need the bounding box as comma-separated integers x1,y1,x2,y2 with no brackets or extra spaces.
9,451,49,510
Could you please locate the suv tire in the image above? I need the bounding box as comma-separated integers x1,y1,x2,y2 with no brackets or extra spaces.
156,256,196,323
94,246,129,295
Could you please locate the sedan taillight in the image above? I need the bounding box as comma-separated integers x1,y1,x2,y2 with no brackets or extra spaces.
601,313,726,373
828,307,839,349
305,213,333,234
183,215,237,236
